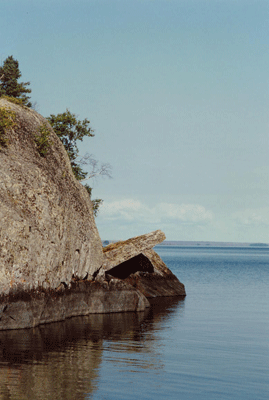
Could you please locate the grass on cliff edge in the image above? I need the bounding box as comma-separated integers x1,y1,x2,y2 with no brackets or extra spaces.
0,106,16,148
0,95,28,107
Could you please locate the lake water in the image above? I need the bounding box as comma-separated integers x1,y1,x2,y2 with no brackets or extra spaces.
0,246,268,399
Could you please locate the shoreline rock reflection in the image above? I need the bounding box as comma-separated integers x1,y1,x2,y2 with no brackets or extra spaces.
0,296,185,399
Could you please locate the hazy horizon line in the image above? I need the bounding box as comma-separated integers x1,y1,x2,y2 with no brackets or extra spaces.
102,240,269,247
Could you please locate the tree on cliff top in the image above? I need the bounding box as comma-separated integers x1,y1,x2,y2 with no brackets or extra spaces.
0,56,32,107
47,110,112,216
0,55,110,216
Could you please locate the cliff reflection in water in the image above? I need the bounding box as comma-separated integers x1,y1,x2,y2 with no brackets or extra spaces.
0,296,185,400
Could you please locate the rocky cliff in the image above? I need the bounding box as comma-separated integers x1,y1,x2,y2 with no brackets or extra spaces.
0,98,103,296
0,99,185,330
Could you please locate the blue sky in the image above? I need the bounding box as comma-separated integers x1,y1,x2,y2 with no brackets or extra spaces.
1,0,269,242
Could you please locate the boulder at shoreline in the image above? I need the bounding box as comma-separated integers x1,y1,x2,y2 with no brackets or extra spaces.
102,231,186,298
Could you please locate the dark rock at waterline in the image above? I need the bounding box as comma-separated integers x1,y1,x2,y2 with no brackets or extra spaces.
0,230,186,330
124,250,186,298
0,279,149,330
0,231,185,330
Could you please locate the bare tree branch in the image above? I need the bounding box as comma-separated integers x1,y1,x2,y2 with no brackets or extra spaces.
76,153,112,181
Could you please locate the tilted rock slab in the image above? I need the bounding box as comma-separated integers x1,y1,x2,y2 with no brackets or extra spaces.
103,230,186,297
103,230,166,270
0,98,103,296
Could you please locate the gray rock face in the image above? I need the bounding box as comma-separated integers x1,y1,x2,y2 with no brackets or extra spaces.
0,98,103,296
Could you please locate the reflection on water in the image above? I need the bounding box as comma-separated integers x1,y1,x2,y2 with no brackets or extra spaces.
0,297,185,400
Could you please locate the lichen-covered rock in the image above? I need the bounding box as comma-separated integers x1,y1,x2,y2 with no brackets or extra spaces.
0,98,103,296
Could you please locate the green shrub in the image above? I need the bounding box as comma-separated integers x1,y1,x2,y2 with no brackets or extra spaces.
0,107,16,148
34,123,53,157
92,198,103,217
84,184,103,217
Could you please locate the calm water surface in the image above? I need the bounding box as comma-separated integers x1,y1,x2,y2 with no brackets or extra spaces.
0,246,268,399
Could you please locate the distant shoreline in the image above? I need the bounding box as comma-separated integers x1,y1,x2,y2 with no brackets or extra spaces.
102,240,269,248
157,241,269,248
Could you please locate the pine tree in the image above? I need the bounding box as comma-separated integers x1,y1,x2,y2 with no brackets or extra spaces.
0,56,32,107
